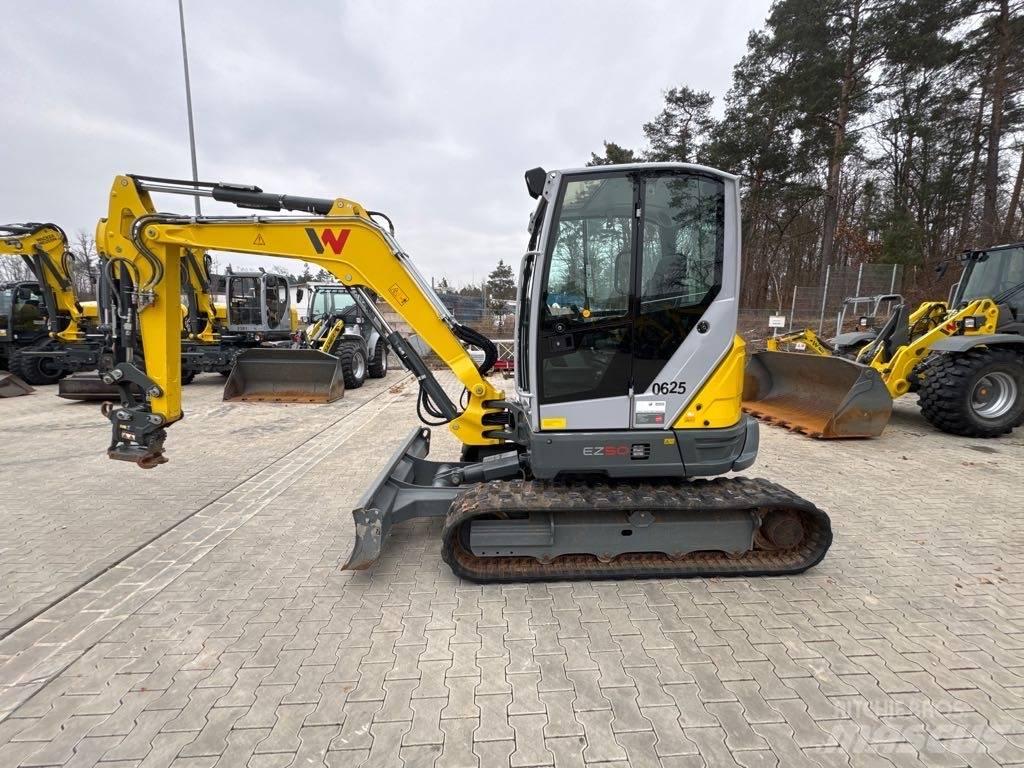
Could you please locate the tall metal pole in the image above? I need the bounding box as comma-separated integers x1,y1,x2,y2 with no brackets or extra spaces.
177,0,201,215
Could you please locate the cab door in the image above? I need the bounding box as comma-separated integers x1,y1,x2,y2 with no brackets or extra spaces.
536,174,637,430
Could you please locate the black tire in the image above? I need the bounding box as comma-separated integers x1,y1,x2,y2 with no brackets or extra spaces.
337,342,367,389
182,369,196,385
219,369,231,377
368,338,388,378
917,348,1024,437
9,343,67,385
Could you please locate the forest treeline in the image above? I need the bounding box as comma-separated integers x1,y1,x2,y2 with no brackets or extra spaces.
591,0,1024,306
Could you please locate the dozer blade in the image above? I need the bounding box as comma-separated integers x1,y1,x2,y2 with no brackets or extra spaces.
222,348,345,403
58,373,121,401
0,370,33,397
743,351,892,438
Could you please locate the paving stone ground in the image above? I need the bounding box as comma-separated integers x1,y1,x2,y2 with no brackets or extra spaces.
0,368,1022,767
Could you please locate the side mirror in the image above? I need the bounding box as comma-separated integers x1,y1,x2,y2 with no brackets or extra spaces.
935,262,949,278
525,167,547,199
296,288,305,303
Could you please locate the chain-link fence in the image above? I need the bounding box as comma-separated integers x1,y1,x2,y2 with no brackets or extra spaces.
740,263,906,347
419,264,909,351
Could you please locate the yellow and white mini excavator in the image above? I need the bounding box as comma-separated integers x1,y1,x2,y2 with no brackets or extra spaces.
96,167,832,582
0,223,108,394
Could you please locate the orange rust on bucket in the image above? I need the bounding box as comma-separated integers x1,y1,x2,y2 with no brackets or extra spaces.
742,351,892,438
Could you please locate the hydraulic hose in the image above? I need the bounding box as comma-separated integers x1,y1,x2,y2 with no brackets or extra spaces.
453,323,498,376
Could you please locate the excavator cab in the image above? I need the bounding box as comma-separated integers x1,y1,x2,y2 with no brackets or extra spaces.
223,270,295,341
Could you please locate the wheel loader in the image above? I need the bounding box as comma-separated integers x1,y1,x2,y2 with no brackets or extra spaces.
96,167,831,583
301,283,390,388
221,282,389,402
0,223,109,395
744,243,1024,438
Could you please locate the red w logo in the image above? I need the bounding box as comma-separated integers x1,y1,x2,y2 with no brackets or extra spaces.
305,227,351,255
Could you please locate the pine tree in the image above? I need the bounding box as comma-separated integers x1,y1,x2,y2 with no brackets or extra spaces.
587,142,637,166
642,87,715,163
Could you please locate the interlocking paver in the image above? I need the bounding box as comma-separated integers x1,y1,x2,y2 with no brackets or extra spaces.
577,709,627,762
475,692,513,742
1,377,1023,768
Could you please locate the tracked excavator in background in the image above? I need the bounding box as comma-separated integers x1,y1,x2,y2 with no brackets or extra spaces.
0,223,110,395
744,243,1024,438
62,246,304,401
96,167,831,583
178,250,311,401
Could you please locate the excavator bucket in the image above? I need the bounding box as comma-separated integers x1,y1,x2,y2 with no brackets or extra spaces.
223,348,344,403
0,370,33,397
743,351,892,438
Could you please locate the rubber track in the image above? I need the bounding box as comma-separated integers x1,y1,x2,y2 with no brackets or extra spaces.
441,476,832,583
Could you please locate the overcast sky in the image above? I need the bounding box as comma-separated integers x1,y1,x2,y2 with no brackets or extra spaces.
3,1,771,285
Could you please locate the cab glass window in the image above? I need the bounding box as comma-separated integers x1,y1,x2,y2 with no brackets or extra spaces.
543,176,633,326
640,175,723,315
960,246,1024,316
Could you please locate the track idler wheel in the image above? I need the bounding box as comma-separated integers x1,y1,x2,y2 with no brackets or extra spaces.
758,510,805,550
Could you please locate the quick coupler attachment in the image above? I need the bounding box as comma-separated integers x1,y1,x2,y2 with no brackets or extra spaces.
102,400,168,468
101,363,169,468
342,427,522,570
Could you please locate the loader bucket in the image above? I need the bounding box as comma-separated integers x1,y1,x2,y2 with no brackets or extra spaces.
222,348,344,403
743,351,892,438
58,373,121,401
0,370,33,397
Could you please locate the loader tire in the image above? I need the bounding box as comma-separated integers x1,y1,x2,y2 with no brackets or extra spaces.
368,338,388,378
337,342,367,389
182,369,196,385
917,348,1024,438
9,343,66,385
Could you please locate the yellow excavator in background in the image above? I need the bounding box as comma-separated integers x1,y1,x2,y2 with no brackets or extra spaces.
744,245,1024,439
96,168,832,583
178,249,304,391
0,223,108,394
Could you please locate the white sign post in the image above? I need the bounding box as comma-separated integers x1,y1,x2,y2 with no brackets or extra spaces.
768,315,786,338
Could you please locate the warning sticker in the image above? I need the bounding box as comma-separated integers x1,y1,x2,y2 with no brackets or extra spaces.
389,284,410,306
253,233,266,246
635,400,667,426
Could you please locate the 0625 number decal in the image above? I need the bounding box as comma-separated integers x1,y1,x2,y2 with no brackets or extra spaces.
651,380,687,396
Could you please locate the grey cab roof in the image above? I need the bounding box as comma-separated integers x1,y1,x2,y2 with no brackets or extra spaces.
551,162,740,182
